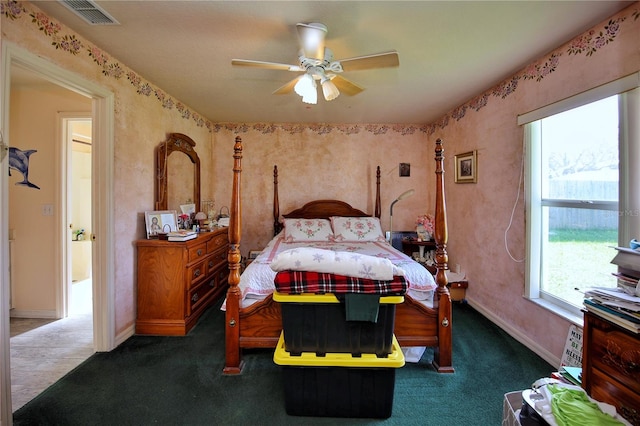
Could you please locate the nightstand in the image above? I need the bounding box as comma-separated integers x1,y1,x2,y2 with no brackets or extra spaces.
401,239,436,258
447,280,468,302
401,239,437,273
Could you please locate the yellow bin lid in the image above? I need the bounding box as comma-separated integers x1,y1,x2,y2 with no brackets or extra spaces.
273,291,404,304
273,332,405,368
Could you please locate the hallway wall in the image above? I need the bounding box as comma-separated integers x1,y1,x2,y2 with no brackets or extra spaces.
8,84,90,317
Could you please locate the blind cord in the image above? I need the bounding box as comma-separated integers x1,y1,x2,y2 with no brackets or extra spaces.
505,138,526,263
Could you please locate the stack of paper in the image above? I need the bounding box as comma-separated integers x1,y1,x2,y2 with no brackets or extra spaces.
584,287,640,334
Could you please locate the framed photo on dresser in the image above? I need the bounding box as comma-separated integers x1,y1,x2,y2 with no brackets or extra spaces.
145,210,178,238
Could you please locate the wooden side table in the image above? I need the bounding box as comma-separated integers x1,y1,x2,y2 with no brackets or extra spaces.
401,239,436,258
448,280,468,302
401,239,437,274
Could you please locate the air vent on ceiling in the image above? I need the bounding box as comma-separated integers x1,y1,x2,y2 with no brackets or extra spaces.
59,0,119,25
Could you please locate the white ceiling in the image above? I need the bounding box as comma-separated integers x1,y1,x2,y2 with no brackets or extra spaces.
27,1,634,125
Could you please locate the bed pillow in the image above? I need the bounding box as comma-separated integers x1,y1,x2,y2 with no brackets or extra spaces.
283,218,334,242
330,216,386,242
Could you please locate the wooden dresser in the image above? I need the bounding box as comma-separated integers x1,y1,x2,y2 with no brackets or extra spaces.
135,227,229,335
582,311,640,425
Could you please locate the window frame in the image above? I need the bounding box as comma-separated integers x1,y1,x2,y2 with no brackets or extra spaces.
521,73,640,322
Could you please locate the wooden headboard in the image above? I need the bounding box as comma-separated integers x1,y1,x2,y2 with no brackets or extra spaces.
273,165,381,235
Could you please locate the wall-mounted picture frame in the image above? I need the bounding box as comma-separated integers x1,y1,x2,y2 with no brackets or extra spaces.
399,162,411,177
454,150,477,183
145,210,178,239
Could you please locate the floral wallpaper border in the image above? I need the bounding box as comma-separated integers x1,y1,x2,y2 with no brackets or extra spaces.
2,1,638,137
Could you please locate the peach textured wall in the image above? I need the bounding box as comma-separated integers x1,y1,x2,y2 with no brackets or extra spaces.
2,1,213,336
210,129,435,255
425,4,640,363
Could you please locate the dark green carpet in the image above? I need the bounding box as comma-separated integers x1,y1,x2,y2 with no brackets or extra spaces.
13,301,552,425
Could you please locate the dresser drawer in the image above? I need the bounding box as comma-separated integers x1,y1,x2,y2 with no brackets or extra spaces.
209,246,228,271
590,325,640,396
590,368,640,425
186,258,208,288
188,278,216,315
188,242,208,263
207,232,228,253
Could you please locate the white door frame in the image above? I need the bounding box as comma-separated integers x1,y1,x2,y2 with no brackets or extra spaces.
0,42,116,424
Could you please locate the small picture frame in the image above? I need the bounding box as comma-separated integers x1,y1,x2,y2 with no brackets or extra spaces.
145,210,178,239
454,150,477,183
180,203,196,215
399,163,410,177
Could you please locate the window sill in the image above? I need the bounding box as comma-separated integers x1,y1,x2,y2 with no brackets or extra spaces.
527,297,584,327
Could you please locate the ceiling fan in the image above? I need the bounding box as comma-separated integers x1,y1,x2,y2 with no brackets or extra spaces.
231,22,399,104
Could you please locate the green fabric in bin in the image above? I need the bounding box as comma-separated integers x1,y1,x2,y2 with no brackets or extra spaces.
344,293,380,322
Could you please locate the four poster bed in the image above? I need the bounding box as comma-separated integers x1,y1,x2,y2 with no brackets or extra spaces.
224,137,452,374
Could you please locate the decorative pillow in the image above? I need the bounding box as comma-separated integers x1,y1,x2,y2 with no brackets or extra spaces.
283,218,334,242
330,216,386,242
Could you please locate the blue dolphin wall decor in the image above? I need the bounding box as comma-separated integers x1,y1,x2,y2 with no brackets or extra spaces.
9,147,41,190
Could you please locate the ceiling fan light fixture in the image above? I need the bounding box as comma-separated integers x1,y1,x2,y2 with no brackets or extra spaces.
294,74,314,97
301,91,317,104
232,22,398,104
295,73,317,104
321,78,340,101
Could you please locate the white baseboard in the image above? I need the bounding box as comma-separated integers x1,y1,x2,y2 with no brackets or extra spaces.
9,309,57,319
465,297,561,368
114,323,135,348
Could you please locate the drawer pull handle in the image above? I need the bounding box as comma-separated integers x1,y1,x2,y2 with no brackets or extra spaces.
209,279,215,287
209,261,214,268
192,293,199,303
193,269,201,278
197,249,203,256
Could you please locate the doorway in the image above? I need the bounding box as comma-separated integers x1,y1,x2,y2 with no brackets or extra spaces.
65,117,93,318
1,42,116,422
7,71,96,412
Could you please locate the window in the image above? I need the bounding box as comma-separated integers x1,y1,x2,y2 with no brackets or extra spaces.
522,74,640,319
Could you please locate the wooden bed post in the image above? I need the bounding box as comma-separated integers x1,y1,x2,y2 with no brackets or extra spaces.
433,138,453,373
273,165,280,235
224,136,244,375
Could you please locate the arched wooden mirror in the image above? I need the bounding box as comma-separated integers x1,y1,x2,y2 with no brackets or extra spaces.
155,133,201,212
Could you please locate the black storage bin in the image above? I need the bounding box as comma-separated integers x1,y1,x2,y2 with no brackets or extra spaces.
282,365,396,418
273,332,404,419
273,292,403,357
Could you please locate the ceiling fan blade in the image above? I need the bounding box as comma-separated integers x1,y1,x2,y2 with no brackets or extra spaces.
272,76,302,95
331,75,364,96
232,59,302,72
296,22,327,60
336,51,399,72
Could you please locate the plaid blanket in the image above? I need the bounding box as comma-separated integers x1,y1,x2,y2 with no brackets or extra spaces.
274,270,408,295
